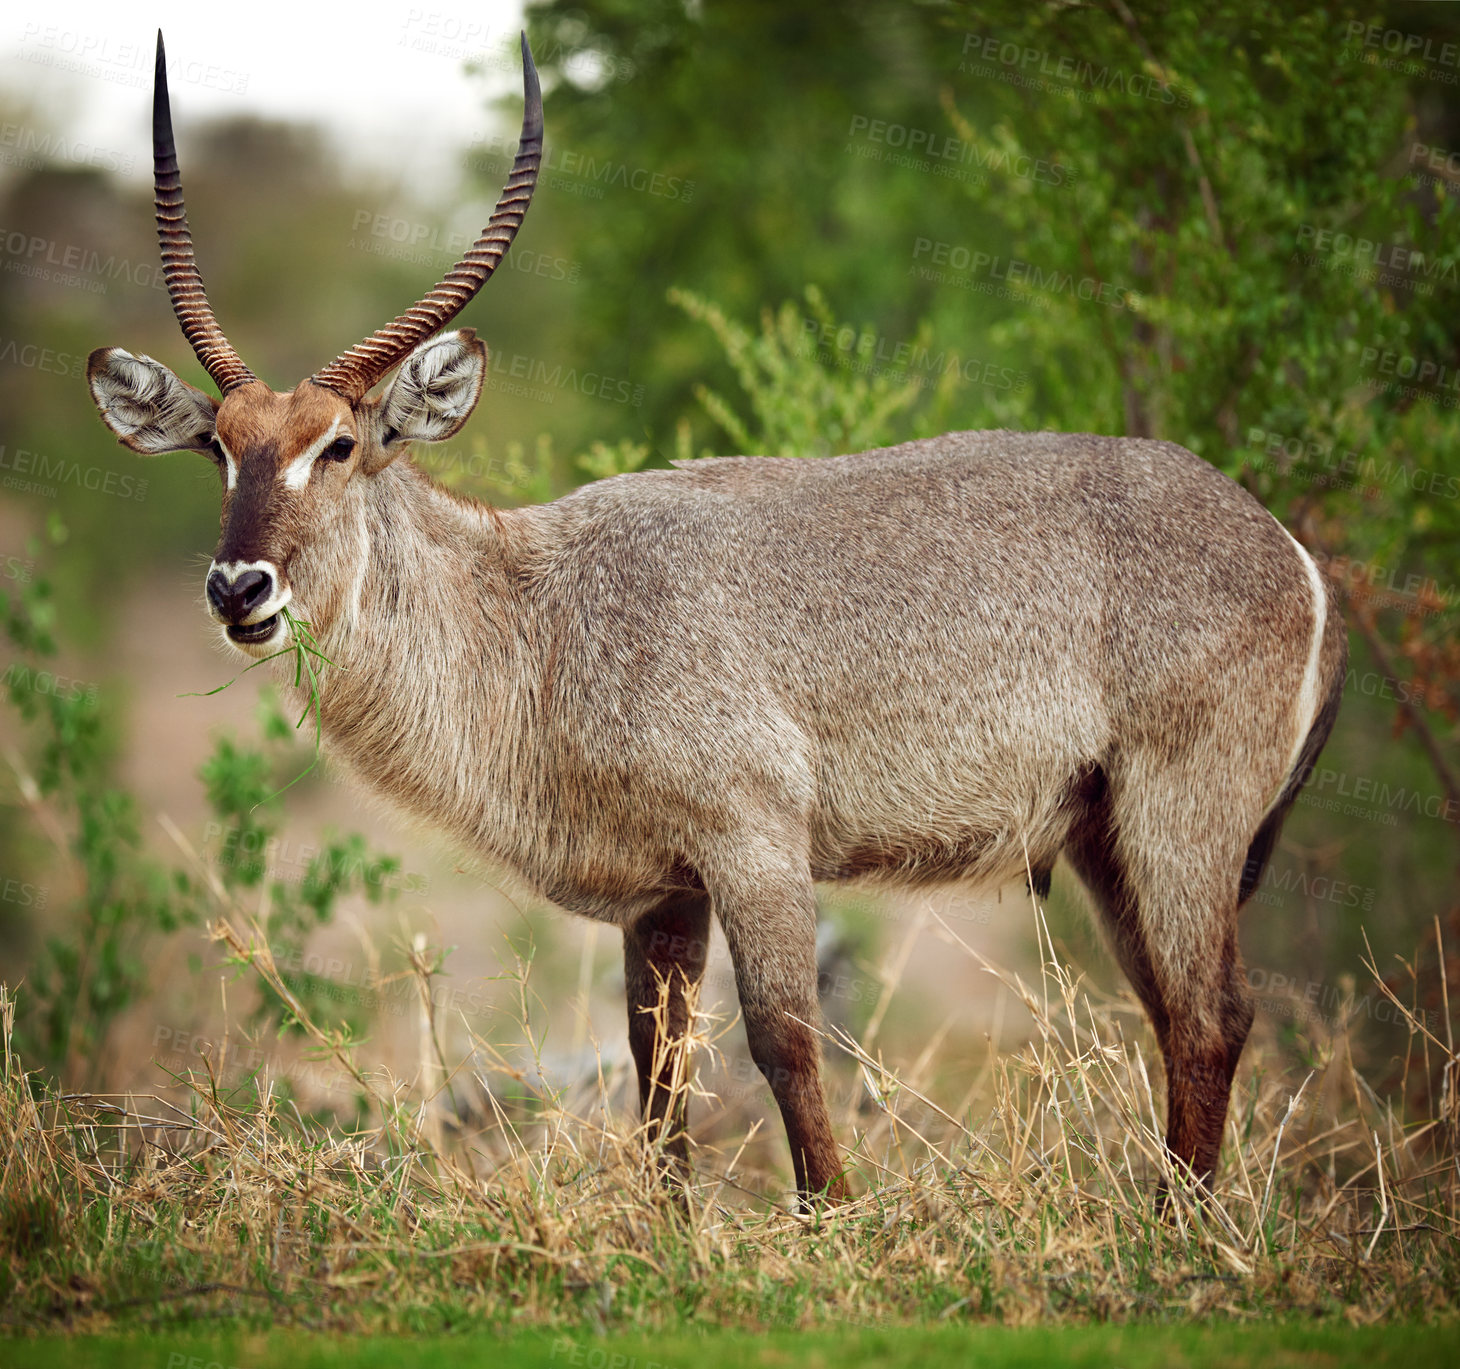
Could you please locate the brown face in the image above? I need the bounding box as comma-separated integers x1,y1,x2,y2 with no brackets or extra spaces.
86,330,489,658
86,33,538,656
204,381,362,656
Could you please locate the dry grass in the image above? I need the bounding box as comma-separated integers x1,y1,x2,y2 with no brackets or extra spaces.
0,897,1456,1336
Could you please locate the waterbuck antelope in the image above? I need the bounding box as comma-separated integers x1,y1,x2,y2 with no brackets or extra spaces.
87,34,1346,1204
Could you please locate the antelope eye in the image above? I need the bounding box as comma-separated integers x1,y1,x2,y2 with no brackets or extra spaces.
323,435,356,461
207,438,225,461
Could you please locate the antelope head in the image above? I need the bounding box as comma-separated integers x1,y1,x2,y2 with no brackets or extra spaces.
87,33,542,657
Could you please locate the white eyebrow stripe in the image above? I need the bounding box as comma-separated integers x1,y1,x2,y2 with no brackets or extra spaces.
280,417,342,490
217,435,239,491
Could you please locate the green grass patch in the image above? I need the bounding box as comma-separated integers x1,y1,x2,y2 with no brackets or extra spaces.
4,1323,1458,1369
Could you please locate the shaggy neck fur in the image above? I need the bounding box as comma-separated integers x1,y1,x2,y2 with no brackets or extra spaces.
284,460,545,870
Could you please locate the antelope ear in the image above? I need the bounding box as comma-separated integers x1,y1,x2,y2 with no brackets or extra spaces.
87,348,219,455
371,329,487,467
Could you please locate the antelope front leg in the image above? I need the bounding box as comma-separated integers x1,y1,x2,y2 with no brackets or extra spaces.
623,892,712,1178
713,868,849,1207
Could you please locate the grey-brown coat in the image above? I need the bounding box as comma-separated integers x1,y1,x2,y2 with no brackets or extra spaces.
85,32,1345,1205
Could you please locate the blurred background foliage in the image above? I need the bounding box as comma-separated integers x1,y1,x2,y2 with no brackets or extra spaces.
0,0,1456,1090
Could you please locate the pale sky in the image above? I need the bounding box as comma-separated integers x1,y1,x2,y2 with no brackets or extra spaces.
1,0,531,197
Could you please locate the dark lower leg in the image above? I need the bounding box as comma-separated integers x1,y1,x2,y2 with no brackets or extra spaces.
1067,785,1251,1198
1164,934,1254,1188
710,860,849,1208
1162,939,1255,1185
1161,1035,1239,1186
623,892,711,1171
741,999,848,1204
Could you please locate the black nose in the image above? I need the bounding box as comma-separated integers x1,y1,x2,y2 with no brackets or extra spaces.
207,568,273,623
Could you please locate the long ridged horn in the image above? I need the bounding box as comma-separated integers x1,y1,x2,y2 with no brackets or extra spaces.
153,32,256,394
312,33,543,401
